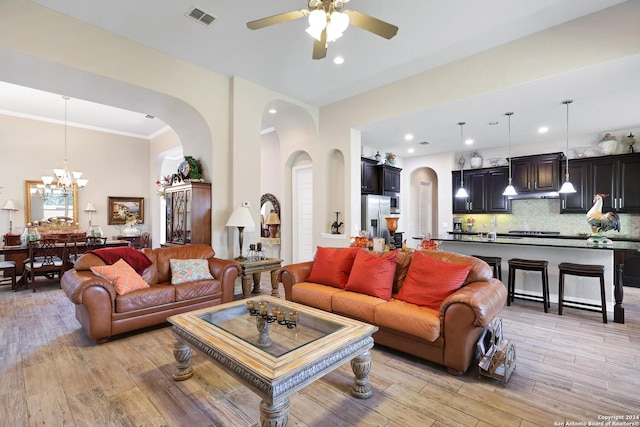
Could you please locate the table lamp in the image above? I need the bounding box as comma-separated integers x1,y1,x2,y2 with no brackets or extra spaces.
2,199,19,234
226,206,255,260
265,211,280,238
84,202,97,227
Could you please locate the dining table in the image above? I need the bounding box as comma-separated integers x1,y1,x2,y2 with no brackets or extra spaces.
0,239,131,290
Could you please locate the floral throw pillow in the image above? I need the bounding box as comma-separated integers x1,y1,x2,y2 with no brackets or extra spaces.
90,258,150,295
169,259,214,285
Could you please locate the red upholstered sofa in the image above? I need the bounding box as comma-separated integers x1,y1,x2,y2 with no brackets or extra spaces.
61,244,241,343
279,248,507,375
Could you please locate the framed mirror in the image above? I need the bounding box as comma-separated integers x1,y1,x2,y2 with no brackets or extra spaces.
25,180,78,228
260,193,280,238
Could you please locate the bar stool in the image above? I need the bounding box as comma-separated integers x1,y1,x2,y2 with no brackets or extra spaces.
0,260,17,290
557,262,607,324
473,255,502,281
507,258,549,313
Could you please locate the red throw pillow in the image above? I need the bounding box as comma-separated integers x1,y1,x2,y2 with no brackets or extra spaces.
306,247,358,289
345,249,398,300
396,250,472,309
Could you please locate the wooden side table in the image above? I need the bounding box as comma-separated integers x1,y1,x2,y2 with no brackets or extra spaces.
235,258,283,298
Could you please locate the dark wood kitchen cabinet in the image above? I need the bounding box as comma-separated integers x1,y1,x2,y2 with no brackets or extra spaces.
486,168,511,213
591,152,640,213
452,170,486,213
380,164,402,213
361,157,379,194
511,153,561,193
560,158,591,213
452,167,511,214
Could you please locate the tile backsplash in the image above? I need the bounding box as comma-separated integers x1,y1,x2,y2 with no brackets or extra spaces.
459,199,640,239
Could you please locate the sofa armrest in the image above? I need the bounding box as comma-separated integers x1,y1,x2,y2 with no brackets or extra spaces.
208,258,242,303
61,269,117,305
440,278,507,328
279,261,314,300
439,278,507,374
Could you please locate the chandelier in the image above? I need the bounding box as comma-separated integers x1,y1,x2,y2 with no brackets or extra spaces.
39,96,88,199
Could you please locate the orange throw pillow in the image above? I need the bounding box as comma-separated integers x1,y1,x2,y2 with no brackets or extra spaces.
306,247,358,289
396,250,472,309
91,258,150,295
345,249,398,300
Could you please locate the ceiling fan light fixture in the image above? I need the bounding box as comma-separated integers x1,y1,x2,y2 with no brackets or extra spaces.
326,11,349,41
306,9,327,40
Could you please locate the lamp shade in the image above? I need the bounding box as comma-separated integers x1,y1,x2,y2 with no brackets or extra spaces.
84,202,97,212
265,212,280,225
226,206,255,228
2,200,18,211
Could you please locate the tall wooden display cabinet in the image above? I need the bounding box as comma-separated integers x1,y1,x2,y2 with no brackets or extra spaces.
165,182,211,246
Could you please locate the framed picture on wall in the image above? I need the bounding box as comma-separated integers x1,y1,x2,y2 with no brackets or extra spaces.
108,196,144,225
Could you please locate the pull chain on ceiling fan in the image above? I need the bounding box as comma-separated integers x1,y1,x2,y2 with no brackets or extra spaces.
247,0,398,59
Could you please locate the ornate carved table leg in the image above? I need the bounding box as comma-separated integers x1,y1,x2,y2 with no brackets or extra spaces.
252,272,262,293
270,269,280,297
172,338,193,381
242,274,252,298
260,398,290,427
350,350,373,398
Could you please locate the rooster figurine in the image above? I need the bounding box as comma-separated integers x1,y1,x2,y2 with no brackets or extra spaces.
586,193,620,246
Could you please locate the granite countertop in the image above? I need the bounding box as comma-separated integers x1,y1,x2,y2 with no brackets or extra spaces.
440,233,640,251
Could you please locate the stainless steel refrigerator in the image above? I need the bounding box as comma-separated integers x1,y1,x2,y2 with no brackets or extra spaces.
361,195,391,243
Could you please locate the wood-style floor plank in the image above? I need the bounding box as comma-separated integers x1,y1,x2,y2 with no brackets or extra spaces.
1,278,639,426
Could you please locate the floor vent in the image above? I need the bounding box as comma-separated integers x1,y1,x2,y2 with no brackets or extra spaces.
186,7,216,26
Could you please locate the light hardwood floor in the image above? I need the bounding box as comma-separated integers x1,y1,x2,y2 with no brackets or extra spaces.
1,279,639,427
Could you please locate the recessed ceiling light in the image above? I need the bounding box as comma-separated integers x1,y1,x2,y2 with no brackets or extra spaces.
268,108,277,114
465,138,474,145
407,148,415,153
333,56,345,65
538,126,549,134
404,134,414,141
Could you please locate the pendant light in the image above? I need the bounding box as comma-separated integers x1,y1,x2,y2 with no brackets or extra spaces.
559,100,576,194
455,122,469,198
502,112,517,196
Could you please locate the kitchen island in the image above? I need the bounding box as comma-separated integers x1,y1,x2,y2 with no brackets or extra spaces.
438,235,639,324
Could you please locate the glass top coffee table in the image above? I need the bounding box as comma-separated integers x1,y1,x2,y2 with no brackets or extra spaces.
168,296,378,427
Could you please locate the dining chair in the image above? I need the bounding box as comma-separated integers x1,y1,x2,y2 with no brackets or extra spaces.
0,260,17,289
24,237,69,292
68,236,107,268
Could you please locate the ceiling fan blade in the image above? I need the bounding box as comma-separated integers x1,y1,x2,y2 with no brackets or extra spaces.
312,29,327,60
344,10,398,39
246,10,308,30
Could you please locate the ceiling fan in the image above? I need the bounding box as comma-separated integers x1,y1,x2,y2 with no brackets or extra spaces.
246,0,398,60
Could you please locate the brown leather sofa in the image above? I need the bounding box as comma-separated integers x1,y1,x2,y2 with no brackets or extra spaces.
279,249,507,375
61,244,241,343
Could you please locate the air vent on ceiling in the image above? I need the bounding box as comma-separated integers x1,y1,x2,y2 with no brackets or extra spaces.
418,141,430,145
186,7,216,26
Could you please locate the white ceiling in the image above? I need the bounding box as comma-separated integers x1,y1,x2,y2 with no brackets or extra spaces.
3,0,639,154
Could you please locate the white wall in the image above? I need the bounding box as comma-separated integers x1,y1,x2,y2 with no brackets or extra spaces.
0,114,149,238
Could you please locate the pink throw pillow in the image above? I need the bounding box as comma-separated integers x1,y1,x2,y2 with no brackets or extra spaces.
396,250,472,309
91,258,150,295
306,247,358,289
345,249,398,300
